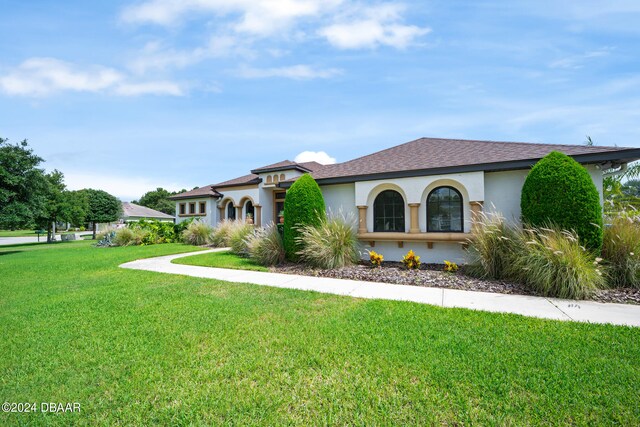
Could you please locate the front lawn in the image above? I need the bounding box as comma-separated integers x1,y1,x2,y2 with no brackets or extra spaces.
1,241,639,425
0,229,41,237
172,249,268,271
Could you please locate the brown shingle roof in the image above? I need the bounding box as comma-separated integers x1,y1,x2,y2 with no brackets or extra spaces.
251,160,325,174
212,173,261,188
168,186,222,200
305,137,640,183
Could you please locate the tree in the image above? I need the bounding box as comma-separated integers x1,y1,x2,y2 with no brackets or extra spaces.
0,138,49,230
34,170,67,242
82,189,122,239
133,187,176,215
521,151,603,251
283,174,326,260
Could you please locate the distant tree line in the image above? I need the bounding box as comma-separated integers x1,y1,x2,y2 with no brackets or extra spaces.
0,137,121,241
132,187,186,216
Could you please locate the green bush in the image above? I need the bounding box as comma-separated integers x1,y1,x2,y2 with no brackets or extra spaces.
113,227,147,247
128,219,177,244
246,224,285,266
521,151,603,251
602,216,640,288
181,221,213,246
228,223,255,256
295,212,359,269
283,174,326,260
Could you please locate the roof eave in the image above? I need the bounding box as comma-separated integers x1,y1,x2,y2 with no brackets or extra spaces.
278,148,640,188
250,165,311,174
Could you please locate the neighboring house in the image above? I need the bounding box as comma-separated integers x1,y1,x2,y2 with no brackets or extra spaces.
121,202,175,223
169,137,640,263
97,202,174,231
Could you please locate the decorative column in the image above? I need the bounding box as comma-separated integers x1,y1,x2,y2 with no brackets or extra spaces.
408,203,420,233
218,206,225,222
235,206,242,221
357,205,368,234
254,205,262,227
470,201,484,232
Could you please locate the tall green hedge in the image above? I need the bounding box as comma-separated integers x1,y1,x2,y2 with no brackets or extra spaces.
520,151,603,251
283,174,326,260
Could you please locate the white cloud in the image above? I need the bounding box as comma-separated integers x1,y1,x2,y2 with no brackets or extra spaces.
63,170,192,202
237,64,341,80
319,4,430,49
0,58,122,96
0,57,185,97
549,47,613,69
294,150,337,164
121,0,342,35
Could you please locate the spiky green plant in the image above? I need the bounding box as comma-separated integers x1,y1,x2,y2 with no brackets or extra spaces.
295,212,359,269
602,215,640,288
465,211,522,280
228,222,255,256
113,227,148,247
246,224,285,266
181,221,213,246
509,227,605,299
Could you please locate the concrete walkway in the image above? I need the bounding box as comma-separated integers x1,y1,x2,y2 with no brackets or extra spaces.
120,249,640,328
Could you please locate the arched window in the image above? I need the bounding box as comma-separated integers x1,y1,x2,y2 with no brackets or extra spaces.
279,173,285,182
427,186,463,232
373,190,405,232
266,176,273,184
245,201,254,218
227,202,236,220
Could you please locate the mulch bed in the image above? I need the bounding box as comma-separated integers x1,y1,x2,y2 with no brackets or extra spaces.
270,261,640,305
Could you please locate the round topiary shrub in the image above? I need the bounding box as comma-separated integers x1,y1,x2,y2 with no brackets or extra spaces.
283,174,326,260
521,151,603,251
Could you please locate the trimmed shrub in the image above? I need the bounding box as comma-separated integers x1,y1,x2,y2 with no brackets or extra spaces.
295,213,359,269
228,222,255,256
113,227,147,246
246,224,285,266
465,211,521,280
521,151,603,251
181,221,213,246
283,174,326,260
509,227,605,299
602,216,640,288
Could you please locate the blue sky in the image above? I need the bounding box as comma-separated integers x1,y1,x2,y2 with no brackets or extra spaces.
1,0,639,200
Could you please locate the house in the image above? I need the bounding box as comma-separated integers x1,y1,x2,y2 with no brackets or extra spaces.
169,137,640,263
97,202,174,232
121,202,175,223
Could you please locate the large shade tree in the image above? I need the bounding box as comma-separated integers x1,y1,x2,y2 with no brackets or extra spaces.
133,187,181,215
0,138,49,230
82,189,122,239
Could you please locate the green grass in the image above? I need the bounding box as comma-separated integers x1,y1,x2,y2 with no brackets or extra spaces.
1,241,640,425
173,249,269,271
0,229,41,237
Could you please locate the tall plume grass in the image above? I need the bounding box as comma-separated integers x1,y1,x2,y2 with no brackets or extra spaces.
246,224,285,266
466,212,604,299
181,221,213,246
602,215,640,288
295,211,360,269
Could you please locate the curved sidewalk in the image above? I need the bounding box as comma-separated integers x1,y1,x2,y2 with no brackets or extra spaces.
120,249,640,328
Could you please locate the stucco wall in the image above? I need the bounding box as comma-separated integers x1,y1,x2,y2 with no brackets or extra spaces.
175,198,217,226
322,183,357,218
360,241,468,264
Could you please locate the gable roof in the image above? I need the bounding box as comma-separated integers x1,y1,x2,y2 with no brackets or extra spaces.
168,186,222,200
250,160,325,174
122,202,174,219
282,137,640,185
